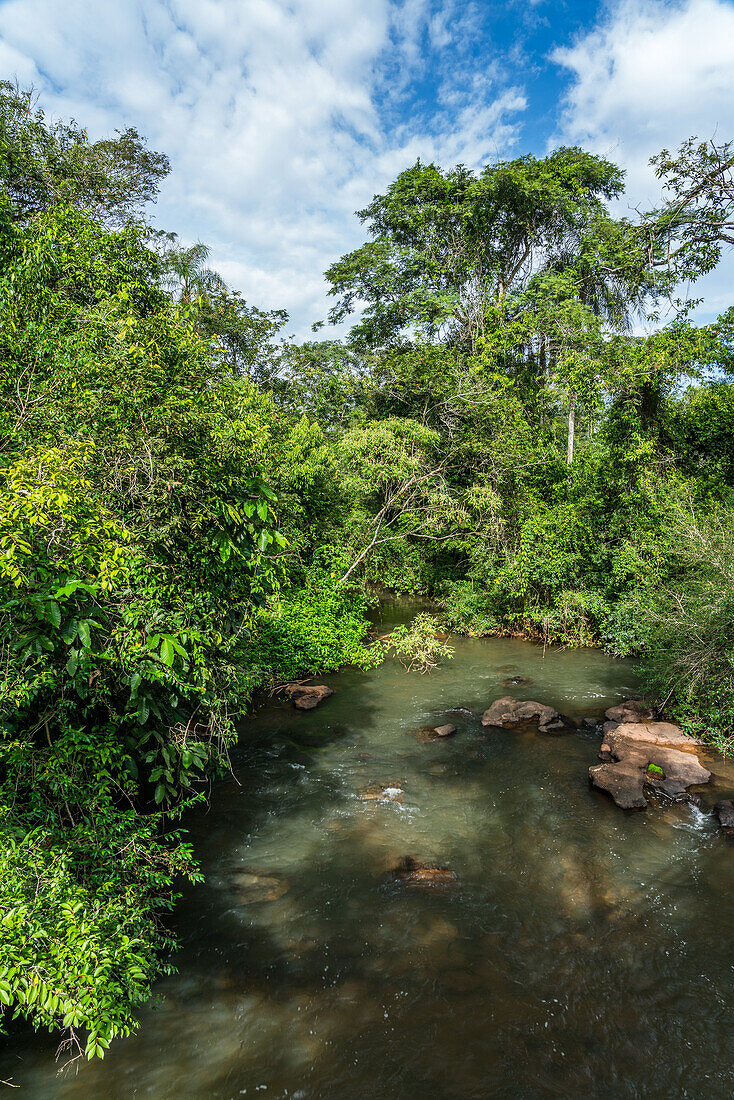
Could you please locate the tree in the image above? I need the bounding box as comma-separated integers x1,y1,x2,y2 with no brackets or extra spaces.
0,200,284,1061
0,81,169,225
202,286,288,381
638,136,734,285
325,148,625,350
160,240,225,303
336,417,466,583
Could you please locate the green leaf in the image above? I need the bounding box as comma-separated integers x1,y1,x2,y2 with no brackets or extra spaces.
77,620,91,649
159,637,174,666
60,619,79,644
46,602,61,629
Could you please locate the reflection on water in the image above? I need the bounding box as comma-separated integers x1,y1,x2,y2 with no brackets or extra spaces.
3,611,734,1099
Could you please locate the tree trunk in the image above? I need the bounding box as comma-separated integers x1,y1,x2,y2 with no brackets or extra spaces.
567,392,576,466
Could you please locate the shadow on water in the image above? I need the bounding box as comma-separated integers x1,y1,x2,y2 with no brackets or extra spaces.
2,631,734,1098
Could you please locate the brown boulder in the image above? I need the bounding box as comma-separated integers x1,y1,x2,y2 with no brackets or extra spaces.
604,699,656,725
714,800,734,833
284,683,334,710
590,728,711,810
387,856,458,888
601,720,702,752
481,696,565,734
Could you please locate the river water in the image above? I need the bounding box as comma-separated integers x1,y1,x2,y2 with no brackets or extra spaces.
2,608,734,1098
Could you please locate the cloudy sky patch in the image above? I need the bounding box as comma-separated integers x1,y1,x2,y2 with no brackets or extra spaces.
1,0,733,332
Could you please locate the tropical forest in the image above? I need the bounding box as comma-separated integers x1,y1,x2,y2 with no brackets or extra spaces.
0,75,733,1096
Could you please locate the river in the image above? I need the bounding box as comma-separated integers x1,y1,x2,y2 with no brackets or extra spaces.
2,605,733,1098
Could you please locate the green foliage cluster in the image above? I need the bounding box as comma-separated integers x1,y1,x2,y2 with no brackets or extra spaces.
0,89,370,1062
638,510,734,753
387,613,454,673
249,551,381,680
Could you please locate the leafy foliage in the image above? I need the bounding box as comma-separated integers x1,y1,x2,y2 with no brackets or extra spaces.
639,509,734,753
387,613,454,673
250,552,381,681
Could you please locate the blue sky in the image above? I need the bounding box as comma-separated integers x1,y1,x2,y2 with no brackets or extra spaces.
1,0,733,334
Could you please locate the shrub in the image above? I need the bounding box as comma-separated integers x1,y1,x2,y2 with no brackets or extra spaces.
639,508,734,752
387,612,454,673
250,551,382,680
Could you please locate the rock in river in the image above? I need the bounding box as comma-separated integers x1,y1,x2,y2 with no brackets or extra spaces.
233,868,290,904
714,800,734,833
387,856,458,888
589,725,711,810
359,782,405,803
600,720,703,752
604,699,656,725
481,696,565,734
410,723,456,743
284,683,334,710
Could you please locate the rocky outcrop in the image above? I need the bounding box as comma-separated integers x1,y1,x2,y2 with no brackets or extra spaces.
714,800,734,833
590,725,711,810
481,696,565,734
600,720,703,752
283,683,334,710
387,856,458,888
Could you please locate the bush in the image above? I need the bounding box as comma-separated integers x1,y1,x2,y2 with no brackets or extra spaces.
250,551,382,680
639,508,734,752
440,581,500,636
387,613,454,673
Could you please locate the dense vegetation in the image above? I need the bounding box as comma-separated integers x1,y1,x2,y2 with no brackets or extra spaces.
1,83,732,1060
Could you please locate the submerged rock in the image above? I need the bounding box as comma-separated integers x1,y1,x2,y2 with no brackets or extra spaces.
590,727,711,810
502,675,534,687
284,683,334,710
481,696,565,734
359,782,405,803
409,723,457,743
387,855,458,888
714,800,734,833
232,868,290,904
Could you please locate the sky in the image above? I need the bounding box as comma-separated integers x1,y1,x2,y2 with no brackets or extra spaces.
1,0,733,336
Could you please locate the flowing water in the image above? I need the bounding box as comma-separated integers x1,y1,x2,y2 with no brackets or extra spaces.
3,606,734,1098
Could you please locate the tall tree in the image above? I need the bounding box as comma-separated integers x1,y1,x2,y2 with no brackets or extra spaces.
0,81,169,225
324,148,625,350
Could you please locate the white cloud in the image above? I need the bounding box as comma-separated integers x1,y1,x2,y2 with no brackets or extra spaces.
0,0,527,335
552,0,734,322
